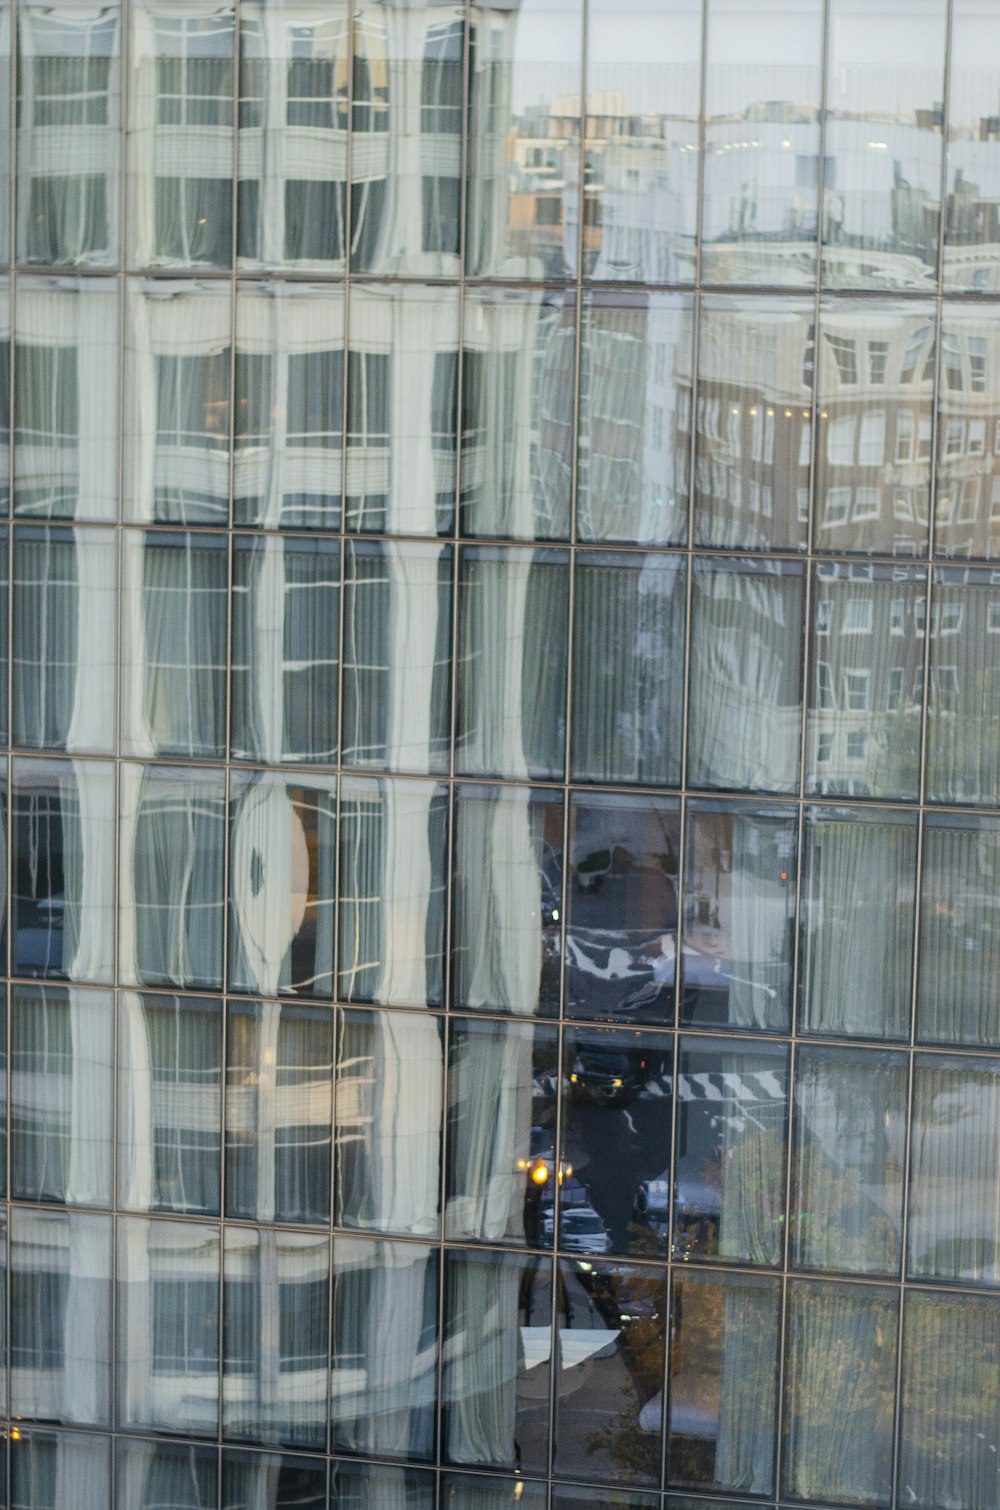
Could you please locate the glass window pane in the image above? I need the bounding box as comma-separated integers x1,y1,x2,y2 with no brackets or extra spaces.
118,992,222,1218
668,1271,780,1495
232,534,340,765
571,552,685,787
446,1475,547,1508
331,1235,437,1460
343,541,452,774
226,1001,333,1227
446,1017,559,1249
909,1053,1000,1286
338,776,447,1009
945,1,1000,292
223,1227,329,1449
792,1046,907,1277
12,757,114,983
682,800,797,1032
566,792,679,1026
117,1216,221,1436
224,1450,328,1510
935,306,1000,556
229,772,337,999
799,806,917,1040
688,557,804,793
10,1429,111,1510
118,763,226,991
552,1491,658,1510
333,1460,435,1508
926,567,1000,805
461,286,574,542
18,4,118,267
676,1037,788,1266
814,301,934,553
806,563,925,798
554,1257,665,1487
900,1290,1000,1509
335,1008,442,1237
457,546,569,781
234,281,344,530
120,529,229,759
466,0,583,279
10,1207,112,1426
237,4,348,273
563,1027,673,1259
11,983,113,1206
125,279,232,525
443,1248,551,1477
782,1280,898,1505
13,525,117,752
345,284,459,535
578,291,691,547
116,1436,217,1508
128,2,235,269
452,784,563,1019
823,0,946,290
702,0,822,287
918,813,1000,1046
585,0,699,284
695,297,813,550
14,280,118,520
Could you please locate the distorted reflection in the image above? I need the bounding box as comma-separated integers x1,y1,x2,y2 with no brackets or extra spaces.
688,558,804,794
668,1272,779,1495
10,983,113,1206
445,1474,548,1508
577,291,691,547
345,284,459,535
792,1046,906,1278
452,784,563,1018
583,0,699,284
333,1460,435,1507
702,0,822,287
446,1017,558,1248
224,1451,328,1510
120,529,228,759
13,526,116,751
118,992,222,1217
125,280,231,525
813,301,934,554
806,563,925,799
343,542,452,774
461,287,574,541
238,3,348,273
675,1037,788,1266
331,1235,438,1459
945,1,1000,291
10,1430,111,1510
782,1280,897,1504
229,772,337,998
936,305,1000,557
223,1227,329,1449
562,1026,672,1259
12,757,114,983
554,1257,665,1488
799,806,917,1040
14,280,118,520
128,2,235,269
231,534,340,765
926,568,1000,805
918,813,1000,1046
119,763,226,991
566,793,679,1026
467,0,582,279
116,1438,216,1510
234,282,344,530
682,801,796,1032
694,298,812,551
457,547,569,781
443,1249,552,1476
18,3,119,266
823,0,945,290
226,1001,333,1226
336,1007,442,1236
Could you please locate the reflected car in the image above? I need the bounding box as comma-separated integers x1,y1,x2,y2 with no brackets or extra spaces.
557,1205,612,1255
568,1042,650,1105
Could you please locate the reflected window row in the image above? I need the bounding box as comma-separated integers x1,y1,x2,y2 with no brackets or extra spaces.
0,1209,995,1507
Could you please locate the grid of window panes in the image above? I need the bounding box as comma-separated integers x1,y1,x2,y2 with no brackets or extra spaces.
2,0,1000,1507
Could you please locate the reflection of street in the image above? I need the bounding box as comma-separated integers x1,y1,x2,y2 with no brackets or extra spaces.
554,1265,648,1484
564,1086,671,1256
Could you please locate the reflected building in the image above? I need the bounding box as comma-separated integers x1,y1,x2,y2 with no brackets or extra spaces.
2,2,1000,1509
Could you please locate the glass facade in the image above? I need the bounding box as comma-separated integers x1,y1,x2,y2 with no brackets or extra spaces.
0,0,998,1507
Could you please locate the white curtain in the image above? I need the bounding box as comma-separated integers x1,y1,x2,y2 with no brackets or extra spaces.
445,1022,536,1244
909,1059,1000,1286
713,1279,780,1494
718,1051,787,1266
918,822,1000,1046
444,1255,524,1468
728,814,794,1030
800,814,916,1038
927,580,1000,805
